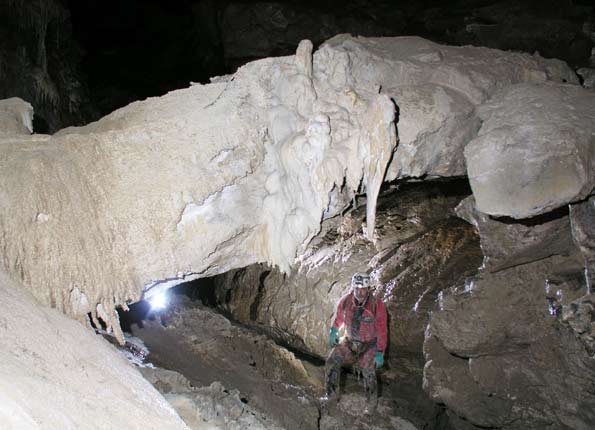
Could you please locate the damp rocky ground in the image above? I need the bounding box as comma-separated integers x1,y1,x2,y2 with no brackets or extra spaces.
112,294,429,430
106,180,476,430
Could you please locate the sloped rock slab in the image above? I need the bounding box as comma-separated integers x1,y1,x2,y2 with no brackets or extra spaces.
132,299,321,430
424,255,595,429
141,367,284,430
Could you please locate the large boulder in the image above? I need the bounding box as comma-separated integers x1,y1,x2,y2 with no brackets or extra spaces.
319,34,578,180
464,83,595,219
0,97,33,135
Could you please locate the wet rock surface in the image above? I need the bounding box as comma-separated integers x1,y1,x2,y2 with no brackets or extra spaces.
130,299,321,430
211,181,482,428
455,196,576,272
424,254,595,429
128,296,423,430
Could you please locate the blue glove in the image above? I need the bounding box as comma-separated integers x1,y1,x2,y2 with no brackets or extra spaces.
329,327,339,348
375,352,384,368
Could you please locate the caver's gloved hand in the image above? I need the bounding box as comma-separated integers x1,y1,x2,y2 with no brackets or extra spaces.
329,327,339,348
375,352,384,368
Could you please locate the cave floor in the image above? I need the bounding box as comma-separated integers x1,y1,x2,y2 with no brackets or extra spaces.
116,297,433,430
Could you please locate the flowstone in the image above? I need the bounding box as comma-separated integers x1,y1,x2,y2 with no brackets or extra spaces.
0,40,396,337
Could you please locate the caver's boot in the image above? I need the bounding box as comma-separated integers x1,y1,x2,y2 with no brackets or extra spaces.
362,368,378,414
320,367,341,406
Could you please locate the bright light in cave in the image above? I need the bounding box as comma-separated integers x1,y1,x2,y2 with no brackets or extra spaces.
148,291,168,310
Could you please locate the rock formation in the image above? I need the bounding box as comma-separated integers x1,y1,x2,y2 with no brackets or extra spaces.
0,270,188,430
1,34,594,429
212,182,482,428
0,39,396,344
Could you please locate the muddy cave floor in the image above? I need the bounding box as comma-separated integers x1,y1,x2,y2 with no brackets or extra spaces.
107,293,440,430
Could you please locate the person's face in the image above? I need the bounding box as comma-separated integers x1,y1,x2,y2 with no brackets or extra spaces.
353,287,369,303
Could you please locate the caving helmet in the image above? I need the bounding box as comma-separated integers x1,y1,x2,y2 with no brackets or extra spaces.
351,272,370,289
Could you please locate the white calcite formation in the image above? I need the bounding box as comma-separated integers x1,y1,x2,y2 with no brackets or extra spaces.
1,35,594,430
0,35,593,340
0,40,396,340
320,35,580,180
0,270,189,430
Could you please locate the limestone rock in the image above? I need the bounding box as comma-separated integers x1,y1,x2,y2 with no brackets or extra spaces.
465,83,595,218
0,269,188,430
320,34,578,180
133,300,321,430
577,67,595,89
424,255,595,429
0,97,33,135
570,196,595,292
561,293,595,355
141,367,285,430
212,182,482,429
455,196,577,272
0,40,396,324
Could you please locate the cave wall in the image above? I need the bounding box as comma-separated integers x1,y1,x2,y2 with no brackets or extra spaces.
0,0,94,132
211,182,483,427
1,23,594,429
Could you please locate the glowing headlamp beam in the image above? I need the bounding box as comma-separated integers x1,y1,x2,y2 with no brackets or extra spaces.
148,291,168,310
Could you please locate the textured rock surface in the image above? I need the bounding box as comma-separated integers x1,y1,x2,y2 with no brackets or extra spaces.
2,35,591,332
141,367,285,430
212,182,482,428
133,299,322,430
465,83,595,218
577,67,595,89
2,33,595,430
0,40,396,336
456,196,576,272
131,295,423,430
570,196,595,292
0,97,33,135
0,269,188,430
320,35,578,180
424,255,595,429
